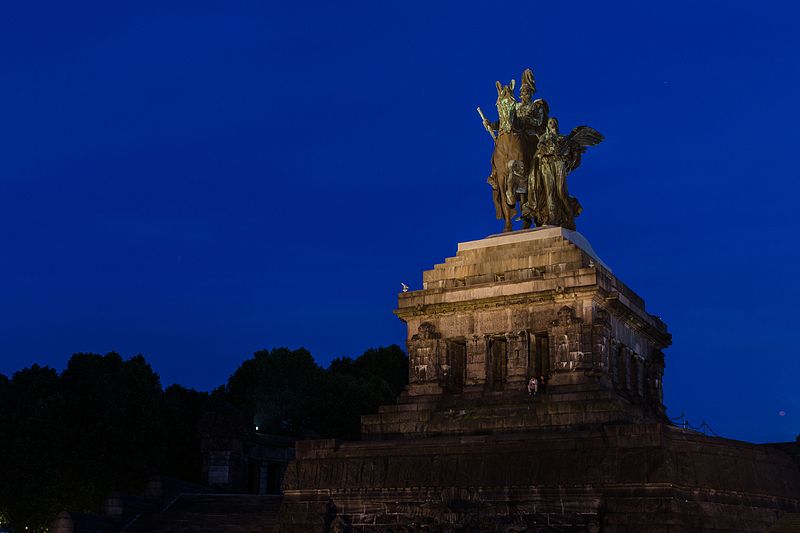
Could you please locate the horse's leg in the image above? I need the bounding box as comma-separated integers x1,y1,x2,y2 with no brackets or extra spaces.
501,170,514,232
519,193,532,229
503,190,514,232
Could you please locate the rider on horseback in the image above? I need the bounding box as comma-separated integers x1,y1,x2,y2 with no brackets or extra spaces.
481,69,549,231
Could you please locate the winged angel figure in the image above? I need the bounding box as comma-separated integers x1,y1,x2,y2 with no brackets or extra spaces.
528,117,604,230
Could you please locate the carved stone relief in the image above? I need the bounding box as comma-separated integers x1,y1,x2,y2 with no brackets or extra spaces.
409,322,440,384
549,306,584,371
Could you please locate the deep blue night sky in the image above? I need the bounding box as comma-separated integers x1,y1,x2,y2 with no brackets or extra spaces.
1,1,798,443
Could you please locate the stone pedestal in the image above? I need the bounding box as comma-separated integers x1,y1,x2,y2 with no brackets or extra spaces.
363,227,670,438
278,424,800,532
276,228,800,532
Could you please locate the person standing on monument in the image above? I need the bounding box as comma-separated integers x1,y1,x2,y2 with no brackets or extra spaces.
527,376,539,397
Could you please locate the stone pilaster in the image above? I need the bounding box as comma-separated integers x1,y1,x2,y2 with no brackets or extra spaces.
547,306,585,383
505,330,530,387
406,322,443,396
466,335,488,387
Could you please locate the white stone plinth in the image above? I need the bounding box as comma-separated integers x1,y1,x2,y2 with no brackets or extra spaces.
457,226,610,272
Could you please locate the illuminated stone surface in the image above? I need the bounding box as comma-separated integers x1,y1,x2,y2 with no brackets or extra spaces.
360,227,668,439
276,230,800,532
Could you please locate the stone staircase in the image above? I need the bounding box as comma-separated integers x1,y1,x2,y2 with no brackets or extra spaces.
123,494,281,532
422,235,589,290
362,382,652,439
768,513,800,532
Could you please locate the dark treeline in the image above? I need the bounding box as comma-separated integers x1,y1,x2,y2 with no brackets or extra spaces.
0,345,407,531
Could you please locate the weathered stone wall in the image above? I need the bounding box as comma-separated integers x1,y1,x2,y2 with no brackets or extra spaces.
276,228,800,532
368,228,670,438
278,425,800,532
398,230,668,399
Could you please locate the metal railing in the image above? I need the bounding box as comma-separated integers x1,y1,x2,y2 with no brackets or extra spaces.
668,412,719,437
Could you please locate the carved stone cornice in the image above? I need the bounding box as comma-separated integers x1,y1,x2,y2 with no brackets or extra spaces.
602,290,671,349
394,285,597,321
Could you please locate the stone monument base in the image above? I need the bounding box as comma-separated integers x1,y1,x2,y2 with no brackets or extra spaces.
276,423,800,532
275,229,800,532
362,379,654,440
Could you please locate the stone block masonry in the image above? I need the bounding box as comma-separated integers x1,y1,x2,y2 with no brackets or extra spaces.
275,228,800,532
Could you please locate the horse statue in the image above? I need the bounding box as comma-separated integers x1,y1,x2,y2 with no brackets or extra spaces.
480,79,530,233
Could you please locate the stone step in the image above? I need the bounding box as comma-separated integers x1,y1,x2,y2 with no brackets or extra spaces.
378,402,435,413
426,250,584,279
455,246,580,266
426,410,632,429
168,494,282,512
429,398,634,417
431,240,578,263
364,408,641,438
458,238,576,256
435,389,616,408
769,513,800,533
126,512,277,532
365,396,644,433
457,237,572,254
391,385,622,413
370,409,433,423
123,495,281,532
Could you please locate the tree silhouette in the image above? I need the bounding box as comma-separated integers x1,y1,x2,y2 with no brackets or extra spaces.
228,347,327,436
0,365,65,531
0,344,409,529
227,345,408,439
161,384,209,483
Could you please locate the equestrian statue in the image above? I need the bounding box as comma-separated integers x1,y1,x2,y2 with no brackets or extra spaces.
478,68,603,232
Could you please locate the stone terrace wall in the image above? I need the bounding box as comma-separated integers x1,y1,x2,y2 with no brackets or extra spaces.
278,424,800,532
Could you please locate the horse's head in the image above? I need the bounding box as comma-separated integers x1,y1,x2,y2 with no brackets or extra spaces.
495,79,517,134
495,79,516,108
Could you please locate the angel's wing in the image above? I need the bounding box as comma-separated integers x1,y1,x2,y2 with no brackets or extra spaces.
567,126,604,148
565,126,604,172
